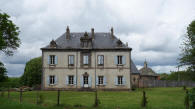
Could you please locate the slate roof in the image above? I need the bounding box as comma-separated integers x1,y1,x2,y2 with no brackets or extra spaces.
41,32,131,50
131,61,140,74
139,61,158,76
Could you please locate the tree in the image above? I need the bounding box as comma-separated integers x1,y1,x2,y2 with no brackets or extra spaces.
179,20,195,71
0,61,7,82
20,57,42,87
0,12,20,56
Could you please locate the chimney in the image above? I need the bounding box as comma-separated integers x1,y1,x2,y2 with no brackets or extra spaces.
66,26,70,39
111,27,114,39
126,42,128,47
144,60,147,68
91,28,94,39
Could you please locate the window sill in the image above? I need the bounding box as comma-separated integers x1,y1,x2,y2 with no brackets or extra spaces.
115,84,125,86
97,84,105,86
49,84,56,86
49,64,56,67
117,64,124,66
67,84,75,86
68,65,75,69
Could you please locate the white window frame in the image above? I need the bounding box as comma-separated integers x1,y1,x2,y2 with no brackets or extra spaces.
68,55,74,65
83,55,89,65
68,75,74,85
98,55,104,65
83,76,88,84
118,76,123,85
98,76,104,85
50,55,55,65
49,75,55,85
117,56,123,65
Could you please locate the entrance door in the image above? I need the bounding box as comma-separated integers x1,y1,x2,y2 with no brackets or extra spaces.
83,76,89,88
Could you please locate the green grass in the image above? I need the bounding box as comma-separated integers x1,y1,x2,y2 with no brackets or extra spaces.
0,87,188,109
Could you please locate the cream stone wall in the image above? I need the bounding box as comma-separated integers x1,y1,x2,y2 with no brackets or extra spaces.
42,50,131,90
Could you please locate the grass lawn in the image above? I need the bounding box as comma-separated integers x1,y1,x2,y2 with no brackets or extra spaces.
0,87,188,109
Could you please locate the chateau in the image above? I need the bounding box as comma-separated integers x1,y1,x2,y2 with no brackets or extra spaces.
41,27,139,90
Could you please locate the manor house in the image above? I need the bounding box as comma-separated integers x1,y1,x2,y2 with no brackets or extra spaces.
41,27,138,90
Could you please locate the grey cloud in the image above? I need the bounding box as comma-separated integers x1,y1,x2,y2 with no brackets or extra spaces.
0,0,195,76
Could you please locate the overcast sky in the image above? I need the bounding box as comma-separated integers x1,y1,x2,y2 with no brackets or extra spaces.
0,0,195,77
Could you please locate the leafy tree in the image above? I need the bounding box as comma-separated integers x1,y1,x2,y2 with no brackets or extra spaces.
0,12,20,56
179,20,195,71
0,61,7,82
20,57,42,87
159,73,169,80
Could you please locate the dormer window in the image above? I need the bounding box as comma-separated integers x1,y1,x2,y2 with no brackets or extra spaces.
117,39,123,47
50,40,57,48
80,32,92,48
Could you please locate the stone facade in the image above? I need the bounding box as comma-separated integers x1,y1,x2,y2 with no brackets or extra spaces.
41,27,134,90
131,61,159,88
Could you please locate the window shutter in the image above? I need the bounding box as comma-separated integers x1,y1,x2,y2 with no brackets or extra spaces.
123,77,126,85
114,56,118,65
96,76,98,85
47,76,50,85
65,76,68,85
48,56,50,64
122,56,126,65
72,56,74,64
68,56,71,64
98,56,101,64
88,76,92,87
74,76,76,85
104,76,107,85
83,56,86,64
80,76,83,86
101,56,104,64
55,76,58,85
55,56,58,64
115,77,118,85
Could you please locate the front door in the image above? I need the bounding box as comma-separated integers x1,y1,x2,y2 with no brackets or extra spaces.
83,76,88,88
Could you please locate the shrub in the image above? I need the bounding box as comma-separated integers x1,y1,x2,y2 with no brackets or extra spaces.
132,85,136,91
37,93,44,105
94,90,101,107
141,90,147,108
184,90,189,109
0,91,5,97
183,86,187,90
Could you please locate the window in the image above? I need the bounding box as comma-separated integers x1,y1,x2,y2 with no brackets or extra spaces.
49,75,55,84
50,55,55,64
68,55,74,65
68,75,74,85
83,55,89,65
118,76,123,85
83,76,88,84
83,42,88,47
98,76,104,85
98,55,104,65
117,56,123,64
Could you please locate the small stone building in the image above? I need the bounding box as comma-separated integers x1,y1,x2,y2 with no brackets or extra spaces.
139,61,159,81
131,61,159,87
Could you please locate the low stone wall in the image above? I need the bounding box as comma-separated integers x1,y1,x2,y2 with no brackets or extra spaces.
138,80,195,88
